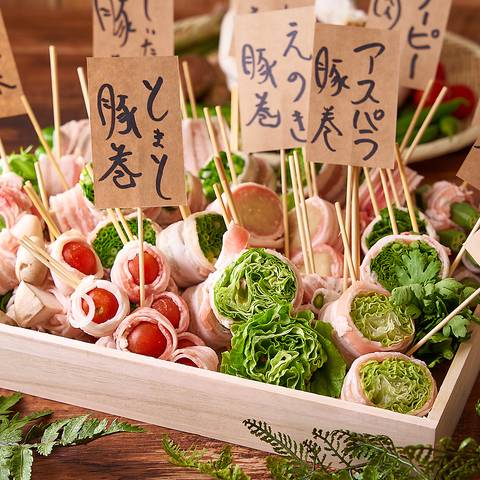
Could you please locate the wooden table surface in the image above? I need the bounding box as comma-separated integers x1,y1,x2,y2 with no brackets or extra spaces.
1,1,479,478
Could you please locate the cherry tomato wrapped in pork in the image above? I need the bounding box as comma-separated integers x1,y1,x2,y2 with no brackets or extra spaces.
50,230,104,296
171,346,219,371
176,332,205,349
111,240,170,304
68,276,130,337
151,291,190,333
114,307,177,360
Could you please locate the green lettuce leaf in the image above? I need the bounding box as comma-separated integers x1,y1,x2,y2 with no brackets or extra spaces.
366,207,426,249
370,240,442,292
360,358,433,414
196,213,227,264
7,148,38,189
79,165,94,202
350,293,414,347
213,249,299,324
221,305,346,397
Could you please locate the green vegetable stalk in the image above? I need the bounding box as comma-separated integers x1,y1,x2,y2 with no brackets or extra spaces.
451,202,480,231
360,358,433,414
439,115,460,138
7,148,38,189
438,228,466,254
213,249,299,324
221,305,346,397
350,293,414,347
196,213,227,263
79,164,94,202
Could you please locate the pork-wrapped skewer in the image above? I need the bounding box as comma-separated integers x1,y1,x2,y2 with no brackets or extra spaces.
151,291,190,334
171,346,219,371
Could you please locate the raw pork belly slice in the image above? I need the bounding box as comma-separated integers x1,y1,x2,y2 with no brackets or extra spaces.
0,175,33,229
177,332,206,349
68,276,130,337
60,119,92,163
172,346,219,371
38,152,86,196
291,244,343,278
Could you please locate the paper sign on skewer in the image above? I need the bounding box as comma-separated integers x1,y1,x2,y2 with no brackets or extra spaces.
457,136,480,191
306,24,400,169
235,7,315,153
366,0,452,90
0,10,23,118
93,0,174,57
87,56,186,209
465,230,480,269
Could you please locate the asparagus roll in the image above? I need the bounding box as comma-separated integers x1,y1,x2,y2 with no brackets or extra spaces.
157,212,227,288
151,292,190,333
361,207,436,254
341,352,437,416
172,346,219,371
68,277,130,337
111,240,170,305
210,248,303,328
50,230,104,296
115,307,177,360
360,234,450,292
320,282,414,363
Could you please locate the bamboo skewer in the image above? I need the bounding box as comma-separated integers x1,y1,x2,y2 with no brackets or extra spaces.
404,87,449,164
24,182,61,240
310,162,318,197
343,166,353,291
362,166,380,218
0,138,9,173
335,202,357,282
115,208,135,242
137,208,146,308
21,95,69,191
34,162,52,241
395,145,419,232
280,150,290,259
288,155,311,275
179,205,191,220
407,286,480,356
106,209,128,245
302,148,314,198
77,67,90,119
378,169,399,235
215,105,239,186
204,108,242,226
213,183,231,226
179,79,188,121
182,62,197,119
293,151,315,274
449,216,480,276
399,79,435,154
230,85,240,152
49,46,62,163
386,168,401,207
351,167,361,278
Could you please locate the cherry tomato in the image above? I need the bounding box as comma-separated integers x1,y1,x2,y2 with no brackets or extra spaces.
435,63,446,83
62,241,97,275
127,322,167,357
128,252,159,285
81,288,119,324
176,357,198,368
412,80,445,107
447,84,477,119
177,338,196,349
152,296,180,328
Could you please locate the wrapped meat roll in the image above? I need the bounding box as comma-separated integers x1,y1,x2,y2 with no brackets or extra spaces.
172,346,219,371
50,230,104,296
183,282,231,351
320,282,414,363
341,352,437,416
68,277,130,338
209,183,284,249
111,240,170,304
114,307,177,360
302,274,343,305
360,234,450,292
177,332,205,349
0,174,33,229
157,212,226,288
96,335,116,349
210,248,303,329
60,119,92,163
151,292,190,333
291,244,343,278
361,207,437,254
38,152,85,196
289,197,341,258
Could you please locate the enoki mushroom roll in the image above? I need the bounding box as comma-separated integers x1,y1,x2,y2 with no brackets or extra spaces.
171,346,219,371
115,307,177,359
151,292,190,334
50,230,104,296
320,282,415,363
111,240,170,304
360,234,450,292
68,276,130,338
341,352,437,416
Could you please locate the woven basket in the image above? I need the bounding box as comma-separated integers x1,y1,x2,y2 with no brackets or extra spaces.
408,31,480,163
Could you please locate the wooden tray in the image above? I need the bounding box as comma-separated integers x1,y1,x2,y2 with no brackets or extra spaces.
0,321,478,462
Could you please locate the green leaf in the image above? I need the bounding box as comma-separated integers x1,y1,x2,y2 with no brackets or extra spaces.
9,447,33,480
0,393,23,416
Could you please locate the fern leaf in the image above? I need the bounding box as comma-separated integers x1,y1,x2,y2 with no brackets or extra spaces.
37,419,71,456
9,447,33,480
0,394,23,417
